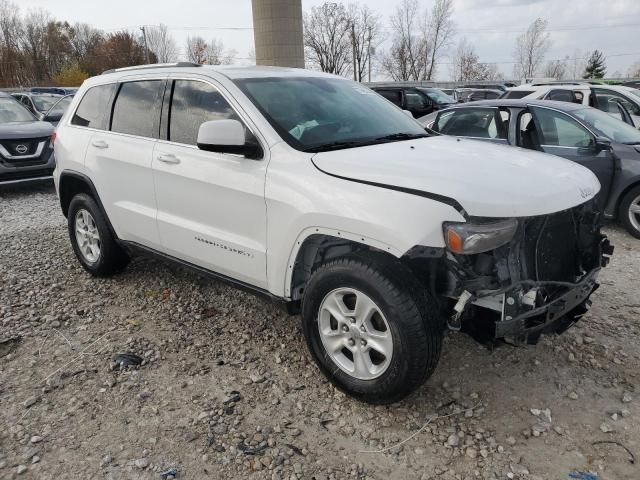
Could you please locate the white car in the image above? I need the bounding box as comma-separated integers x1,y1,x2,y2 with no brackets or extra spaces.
53,64,612,404
503,83,640,127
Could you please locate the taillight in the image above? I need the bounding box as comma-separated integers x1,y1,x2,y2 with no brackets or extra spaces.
50,131,56,147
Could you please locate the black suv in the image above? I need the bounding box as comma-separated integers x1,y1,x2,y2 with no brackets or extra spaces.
371,86,456,118
0,92,55,184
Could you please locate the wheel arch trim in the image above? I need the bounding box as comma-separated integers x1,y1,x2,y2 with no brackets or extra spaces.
58,169,119,240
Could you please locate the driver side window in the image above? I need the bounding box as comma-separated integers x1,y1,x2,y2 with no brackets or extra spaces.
168,80,242,146
530,107,594,148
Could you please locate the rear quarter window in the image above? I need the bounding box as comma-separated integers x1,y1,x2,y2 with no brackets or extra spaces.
71,84,117,129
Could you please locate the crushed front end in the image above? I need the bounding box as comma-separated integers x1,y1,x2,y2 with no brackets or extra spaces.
439,200,613,344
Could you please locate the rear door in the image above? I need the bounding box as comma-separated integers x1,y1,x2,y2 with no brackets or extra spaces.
85,78,164,248
527,105,615,206
152,77,268,288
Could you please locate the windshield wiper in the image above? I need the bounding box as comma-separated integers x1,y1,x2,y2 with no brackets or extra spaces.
374,132,429,141
303,140,375,153
303,133,429,153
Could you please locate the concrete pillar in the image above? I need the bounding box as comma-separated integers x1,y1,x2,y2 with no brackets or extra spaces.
251,0,305,68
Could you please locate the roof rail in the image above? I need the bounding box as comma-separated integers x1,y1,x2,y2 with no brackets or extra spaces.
530,81,590,86
101,62,202,75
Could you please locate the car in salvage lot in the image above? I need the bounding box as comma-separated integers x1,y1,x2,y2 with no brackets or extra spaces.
501,82,640,128
420,99,640,238
0,91,55,185
53,64,612,404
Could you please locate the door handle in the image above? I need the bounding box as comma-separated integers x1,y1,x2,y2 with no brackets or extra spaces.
157,153,181,164
91,140,109,149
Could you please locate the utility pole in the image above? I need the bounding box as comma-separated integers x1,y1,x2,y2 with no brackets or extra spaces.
351,23,357,82
140,26,150,64
367,26,372,83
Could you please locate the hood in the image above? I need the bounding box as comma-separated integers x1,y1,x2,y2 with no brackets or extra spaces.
0,121,54,140
312,136,601,218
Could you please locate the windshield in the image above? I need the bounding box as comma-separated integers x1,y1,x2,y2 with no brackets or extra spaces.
0,98,36,123
419,88,455,104
573,107,640,144
234,77,427,152
31,95,60,111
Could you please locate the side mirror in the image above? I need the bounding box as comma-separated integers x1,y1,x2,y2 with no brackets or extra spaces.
595,137,612,151
42,111,63,123
197,119,263,159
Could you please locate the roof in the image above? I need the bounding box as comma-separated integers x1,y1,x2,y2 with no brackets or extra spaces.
98,63,338,81
443,98,589,112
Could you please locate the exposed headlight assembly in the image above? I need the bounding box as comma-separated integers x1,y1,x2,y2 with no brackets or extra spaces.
443,218,518,255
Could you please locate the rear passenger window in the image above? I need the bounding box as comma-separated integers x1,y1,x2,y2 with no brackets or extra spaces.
72,84,116,129
377,90,402,106
111,81,163,138
169,80,240,146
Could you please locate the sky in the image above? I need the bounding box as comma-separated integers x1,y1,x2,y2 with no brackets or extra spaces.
14,0,640,80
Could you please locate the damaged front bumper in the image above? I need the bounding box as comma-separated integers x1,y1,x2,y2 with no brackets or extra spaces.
492,268,599,340
441,201,613,344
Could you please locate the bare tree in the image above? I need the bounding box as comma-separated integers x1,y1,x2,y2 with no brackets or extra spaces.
185,36,234,65
145,24,178,63
450,37,498,81
347,3,383,82
544,58,568,79
303,2,352,76
382,0,427,81
0,0,27,86
513,18,551,79
426,0,454,80
186,35,208,64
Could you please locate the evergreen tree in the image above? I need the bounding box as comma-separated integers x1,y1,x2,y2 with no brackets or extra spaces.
583,50,606,79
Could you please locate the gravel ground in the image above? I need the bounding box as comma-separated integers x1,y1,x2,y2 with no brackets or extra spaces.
0,182,639,480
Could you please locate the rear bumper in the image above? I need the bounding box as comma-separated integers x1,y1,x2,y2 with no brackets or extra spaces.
494,268,600,340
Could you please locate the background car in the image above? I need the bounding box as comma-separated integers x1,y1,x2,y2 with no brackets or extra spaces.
30,86,78,96
0,92,55,184
457,88,502,102
501,83,640,128
421,99,640,238
11,92,62,117
40,94,74,126
462,83,508,92
371,85,456,118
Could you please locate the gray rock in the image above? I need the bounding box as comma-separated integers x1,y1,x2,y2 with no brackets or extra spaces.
134,458,149,469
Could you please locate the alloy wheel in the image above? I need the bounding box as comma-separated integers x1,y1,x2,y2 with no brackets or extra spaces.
318,288,393,380
74,209,101,264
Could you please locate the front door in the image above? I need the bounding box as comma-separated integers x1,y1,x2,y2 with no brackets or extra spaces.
526,106,615,207
152,78,268,288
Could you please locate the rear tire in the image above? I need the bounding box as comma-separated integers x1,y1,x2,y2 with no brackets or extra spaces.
620,185,640,239
301,252,443,404
67,193,129,276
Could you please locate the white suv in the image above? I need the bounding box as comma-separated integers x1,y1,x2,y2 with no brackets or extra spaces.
54,64,612,404
503,82,640,127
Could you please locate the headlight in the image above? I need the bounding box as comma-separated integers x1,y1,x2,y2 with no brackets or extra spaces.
443,218,518,255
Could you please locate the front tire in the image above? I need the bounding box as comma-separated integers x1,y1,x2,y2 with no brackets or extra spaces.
620,185,640,239
301,253,443,404
67,193,129,276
